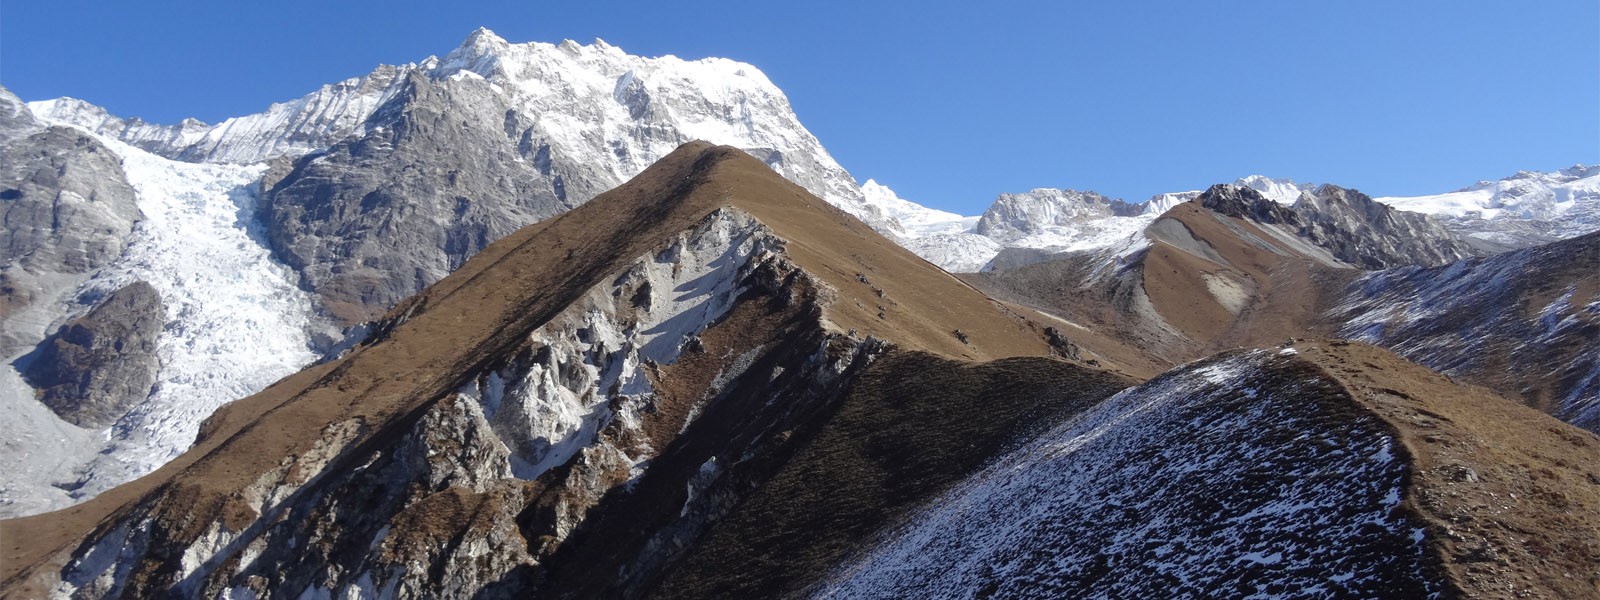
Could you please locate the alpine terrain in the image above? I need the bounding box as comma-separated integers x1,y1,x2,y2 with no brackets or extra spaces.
3,29,935,515
2,28,1598,600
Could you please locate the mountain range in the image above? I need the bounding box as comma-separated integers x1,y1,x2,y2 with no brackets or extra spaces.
2,29,1596,599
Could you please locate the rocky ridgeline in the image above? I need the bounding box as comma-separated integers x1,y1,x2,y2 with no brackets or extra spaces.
0,88,140,359
1198,183,1478,269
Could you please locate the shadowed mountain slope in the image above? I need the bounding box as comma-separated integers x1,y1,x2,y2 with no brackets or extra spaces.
0,143,1127,598
817,341,1600,599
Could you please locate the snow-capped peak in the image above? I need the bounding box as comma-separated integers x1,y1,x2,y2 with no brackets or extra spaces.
973,188,1136,240
29,64,417,164
1235,174,1315,205
1373,165,1600,242
26,31,887,231
1143,190,1201,215
438,27,513,75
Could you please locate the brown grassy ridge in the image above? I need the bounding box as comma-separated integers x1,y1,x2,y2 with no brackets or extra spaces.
0,141,1075,595
645,350,1133,598
1297,340,1600,599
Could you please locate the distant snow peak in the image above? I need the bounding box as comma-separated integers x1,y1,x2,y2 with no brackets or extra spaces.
1374,165,1600,248
1143,190,1201,215
1235,174,1316,205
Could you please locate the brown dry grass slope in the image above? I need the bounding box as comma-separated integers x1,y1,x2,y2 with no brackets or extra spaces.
1297,340,1600,599
0,142,1079,595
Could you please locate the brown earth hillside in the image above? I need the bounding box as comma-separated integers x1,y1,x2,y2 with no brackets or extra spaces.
967,201,1358,368
1,142,1113,597
967,197,1598,432
1294,340,1600,599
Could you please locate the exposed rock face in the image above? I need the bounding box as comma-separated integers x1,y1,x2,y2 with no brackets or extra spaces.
1198,183,1479,270
20,281,163,428
0,86,140,358
0,143,1078,599
1294,185,1479,269
241,32,898,324
1197,183,1302,225
259,71,570,323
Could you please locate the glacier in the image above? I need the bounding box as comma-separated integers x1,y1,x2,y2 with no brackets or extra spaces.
0,126,319,515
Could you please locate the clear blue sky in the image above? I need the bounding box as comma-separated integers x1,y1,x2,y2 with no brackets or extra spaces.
3,1,1596,213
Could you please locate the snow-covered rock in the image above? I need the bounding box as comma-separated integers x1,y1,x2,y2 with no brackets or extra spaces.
30,29,893,235
1236,174,1316,205
29,65,415,165
859,179,972,236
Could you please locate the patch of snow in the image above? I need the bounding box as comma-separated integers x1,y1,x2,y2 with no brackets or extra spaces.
455,208,782,482
1236,175,1315,205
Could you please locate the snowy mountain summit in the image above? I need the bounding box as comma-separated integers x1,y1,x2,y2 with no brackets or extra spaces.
1376,165,1600,252
33,28,895,233
7,29,908,516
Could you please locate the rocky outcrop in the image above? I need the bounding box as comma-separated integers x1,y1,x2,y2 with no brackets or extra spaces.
1295,185,1479,269
0,86,140,358
19,281,163,428
0,143,1075,599
1197,183,1303,225
1197,183,1479,269
246,32,899,324
259,71,573,324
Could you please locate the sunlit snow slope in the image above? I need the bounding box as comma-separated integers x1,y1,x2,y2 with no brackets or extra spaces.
1376,166,1600,252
